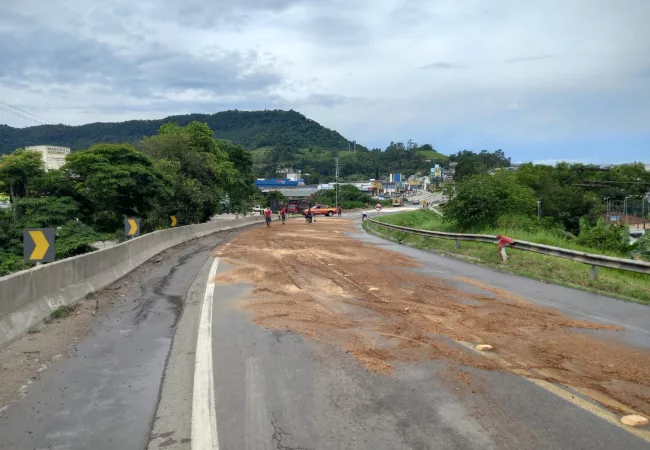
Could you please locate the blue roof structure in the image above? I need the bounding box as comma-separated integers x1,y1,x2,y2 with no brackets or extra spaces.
255,178,304,188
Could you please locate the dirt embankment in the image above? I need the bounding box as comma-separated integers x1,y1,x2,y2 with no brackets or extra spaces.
215,219,650,417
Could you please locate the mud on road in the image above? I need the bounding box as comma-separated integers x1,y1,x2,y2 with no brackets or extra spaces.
215,219,650,418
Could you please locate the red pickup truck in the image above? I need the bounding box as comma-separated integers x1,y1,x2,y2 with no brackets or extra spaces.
303,204,337,216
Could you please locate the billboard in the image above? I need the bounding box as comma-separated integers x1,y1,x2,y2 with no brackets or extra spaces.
394,173,402,183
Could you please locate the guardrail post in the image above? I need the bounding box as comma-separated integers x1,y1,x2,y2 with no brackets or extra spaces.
590,265,599,280
455,239,460,250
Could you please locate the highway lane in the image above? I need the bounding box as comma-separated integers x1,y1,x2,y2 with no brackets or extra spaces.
0,232,239,450
202,218,650,449
1,216,648,449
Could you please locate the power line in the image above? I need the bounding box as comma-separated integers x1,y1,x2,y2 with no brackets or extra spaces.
0,100,51,125
0,106,48,126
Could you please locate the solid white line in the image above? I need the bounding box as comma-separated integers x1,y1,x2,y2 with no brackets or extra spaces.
192,257,220,450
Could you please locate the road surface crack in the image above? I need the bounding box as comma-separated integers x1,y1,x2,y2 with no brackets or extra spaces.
271,412,311,450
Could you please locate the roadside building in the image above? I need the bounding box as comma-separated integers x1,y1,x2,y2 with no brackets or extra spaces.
25,145,70,171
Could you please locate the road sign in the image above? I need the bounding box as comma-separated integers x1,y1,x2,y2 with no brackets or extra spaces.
124,218,141,237
170,215,178,227
375,204,382,211
23,228,55,263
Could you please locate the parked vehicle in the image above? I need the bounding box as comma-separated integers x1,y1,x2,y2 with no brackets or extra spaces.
252,205,262,214
287,204,299,214
392,197,404,207
303,204,337,216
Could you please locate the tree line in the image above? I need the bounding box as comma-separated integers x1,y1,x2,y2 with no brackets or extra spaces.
442,161,650,256
257,141,453,183
0,110,354,155
0,121,258,276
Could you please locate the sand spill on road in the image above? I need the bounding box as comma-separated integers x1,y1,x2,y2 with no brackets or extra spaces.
214,220,650,416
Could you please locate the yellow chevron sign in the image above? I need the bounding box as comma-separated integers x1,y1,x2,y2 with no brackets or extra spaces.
23,228,55,263
171,215,177,227
29,231,49,259
124,218,141,237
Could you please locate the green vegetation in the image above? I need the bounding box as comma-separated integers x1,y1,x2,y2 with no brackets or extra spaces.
448,149,512,180
0,110,353,155
366,210,650,304
49,305,76,319
0,121,259,276
0,109,459,180
256,140,450,182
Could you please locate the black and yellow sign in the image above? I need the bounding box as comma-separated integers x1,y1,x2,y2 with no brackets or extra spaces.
170,215,178,227
23,228,55,263
124,218,141,237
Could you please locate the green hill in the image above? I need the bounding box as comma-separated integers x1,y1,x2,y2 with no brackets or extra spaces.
0,109,365,154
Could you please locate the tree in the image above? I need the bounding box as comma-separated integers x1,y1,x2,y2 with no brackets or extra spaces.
220,141,258,214
140,122,241,224
443,172,536,230
63,143,170,232
0,149,45,219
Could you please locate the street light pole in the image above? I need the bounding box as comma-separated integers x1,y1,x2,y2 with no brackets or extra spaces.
335,157,339,210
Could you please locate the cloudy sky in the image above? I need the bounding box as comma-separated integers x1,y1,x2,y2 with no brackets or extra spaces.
0,0,648,163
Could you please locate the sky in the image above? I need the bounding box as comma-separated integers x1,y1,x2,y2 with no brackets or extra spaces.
0,0,649,164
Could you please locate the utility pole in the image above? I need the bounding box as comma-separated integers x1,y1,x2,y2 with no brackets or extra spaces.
537,199,542,220
348,142,350,153
353,141,356,152
335,157,339,210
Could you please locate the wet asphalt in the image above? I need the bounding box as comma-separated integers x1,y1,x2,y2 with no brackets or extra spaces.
210,230,650,450
0,232,234,450
1,218,649,449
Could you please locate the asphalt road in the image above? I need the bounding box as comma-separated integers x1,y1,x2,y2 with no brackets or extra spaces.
1,217,648,449
199,219,650,450
0,231,237,450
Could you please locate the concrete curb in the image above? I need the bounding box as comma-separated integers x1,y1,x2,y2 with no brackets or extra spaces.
0,216,265,349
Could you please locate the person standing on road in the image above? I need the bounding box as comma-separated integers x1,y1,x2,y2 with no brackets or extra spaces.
264,207,272,227
337,206,342,217
280,206,287,225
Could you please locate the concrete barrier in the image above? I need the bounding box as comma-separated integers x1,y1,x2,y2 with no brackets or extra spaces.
0,216,264,349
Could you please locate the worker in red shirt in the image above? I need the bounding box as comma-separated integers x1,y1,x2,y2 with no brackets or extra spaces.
264,207,272,227
280,206,287,225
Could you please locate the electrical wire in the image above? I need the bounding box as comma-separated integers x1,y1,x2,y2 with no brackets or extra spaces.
0,100,52,125
0,105,48,126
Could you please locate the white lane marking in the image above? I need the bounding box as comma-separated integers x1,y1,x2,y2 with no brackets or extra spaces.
192,257,220,450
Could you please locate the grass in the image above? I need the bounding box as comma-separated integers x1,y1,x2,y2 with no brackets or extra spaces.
365,211,650,304
417,150,448,161
48,305,76,320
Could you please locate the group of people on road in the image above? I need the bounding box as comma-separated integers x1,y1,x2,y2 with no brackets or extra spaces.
264,205,342,227
264,206,288,227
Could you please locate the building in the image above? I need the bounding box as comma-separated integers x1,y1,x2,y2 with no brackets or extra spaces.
25,145,70,171
276,167,303,183
255,178,303,189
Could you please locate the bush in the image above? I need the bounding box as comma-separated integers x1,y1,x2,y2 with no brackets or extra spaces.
576,217,631,254
443,172,537,230
0,252,29,277
341,201,365,209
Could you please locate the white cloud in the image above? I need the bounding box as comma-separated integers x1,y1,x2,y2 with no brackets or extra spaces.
0,0,649,160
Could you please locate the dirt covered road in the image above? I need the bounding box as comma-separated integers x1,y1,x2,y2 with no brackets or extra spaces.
216,218,650,420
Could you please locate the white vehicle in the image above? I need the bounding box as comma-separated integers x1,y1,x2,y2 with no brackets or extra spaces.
252,205,262,214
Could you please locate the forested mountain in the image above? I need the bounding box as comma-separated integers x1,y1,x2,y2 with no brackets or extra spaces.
0,109,359,154
0,109,456,180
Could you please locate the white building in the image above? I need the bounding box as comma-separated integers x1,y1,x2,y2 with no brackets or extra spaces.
25,145,70,171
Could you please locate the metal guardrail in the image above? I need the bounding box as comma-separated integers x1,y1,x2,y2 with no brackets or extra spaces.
366,218,650,277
